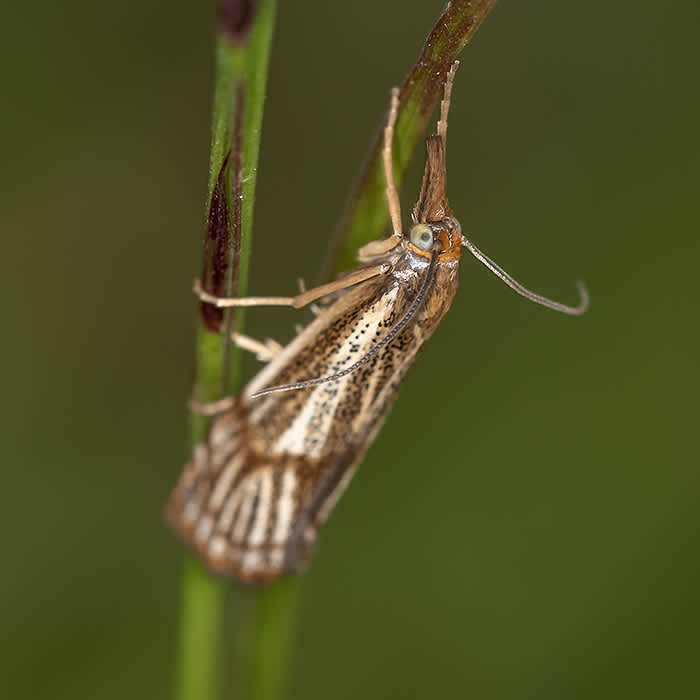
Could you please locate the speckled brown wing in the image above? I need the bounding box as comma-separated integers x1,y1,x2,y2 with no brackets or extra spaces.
166,276,407,581
168,253,459,582
167,400,373,582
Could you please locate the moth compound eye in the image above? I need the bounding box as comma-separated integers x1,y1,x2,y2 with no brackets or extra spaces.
409,224,434,251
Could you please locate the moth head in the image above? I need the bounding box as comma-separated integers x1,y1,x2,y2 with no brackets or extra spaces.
406,217,462,260
408,128,462,260
406,61,463,262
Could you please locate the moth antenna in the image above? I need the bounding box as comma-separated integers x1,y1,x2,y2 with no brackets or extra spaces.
437,60,459,143
461,236,589,315
250,250,439,399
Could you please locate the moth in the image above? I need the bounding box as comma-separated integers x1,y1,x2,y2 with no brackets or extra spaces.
167,62,588,583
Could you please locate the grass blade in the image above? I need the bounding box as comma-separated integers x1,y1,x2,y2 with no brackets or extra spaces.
327,0,498,275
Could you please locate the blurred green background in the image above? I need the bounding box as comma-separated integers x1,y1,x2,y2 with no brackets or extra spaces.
3,1,699,698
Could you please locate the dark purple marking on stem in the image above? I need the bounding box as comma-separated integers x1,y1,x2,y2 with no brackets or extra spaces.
224,82,246,337
200,153,231,332
218,0,260,44
199,81,246,334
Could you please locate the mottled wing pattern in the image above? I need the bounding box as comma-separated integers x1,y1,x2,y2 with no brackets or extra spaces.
167,401,366,582
168,258,459,582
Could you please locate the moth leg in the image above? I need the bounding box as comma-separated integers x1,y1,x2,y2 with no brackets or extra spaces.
437,61,459,143
188,396,235,416
355,85,406,265
193,262,391,309
231,331,283,362
383,87,403,237
297,278,320,316
356,235,401,263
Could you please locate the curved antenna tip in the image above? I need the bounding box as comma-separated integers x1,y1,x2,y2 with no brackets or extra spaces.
574,280,590,315
461,236,590,316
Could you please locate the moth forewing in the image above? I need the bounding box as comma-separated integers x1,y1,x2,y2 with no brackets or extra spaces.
168,248,458,581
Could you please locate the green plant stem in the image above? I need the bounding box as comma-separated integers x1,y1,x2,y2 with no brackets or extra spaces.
233,579,303,700
176,556,227,700
175,2,282,700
